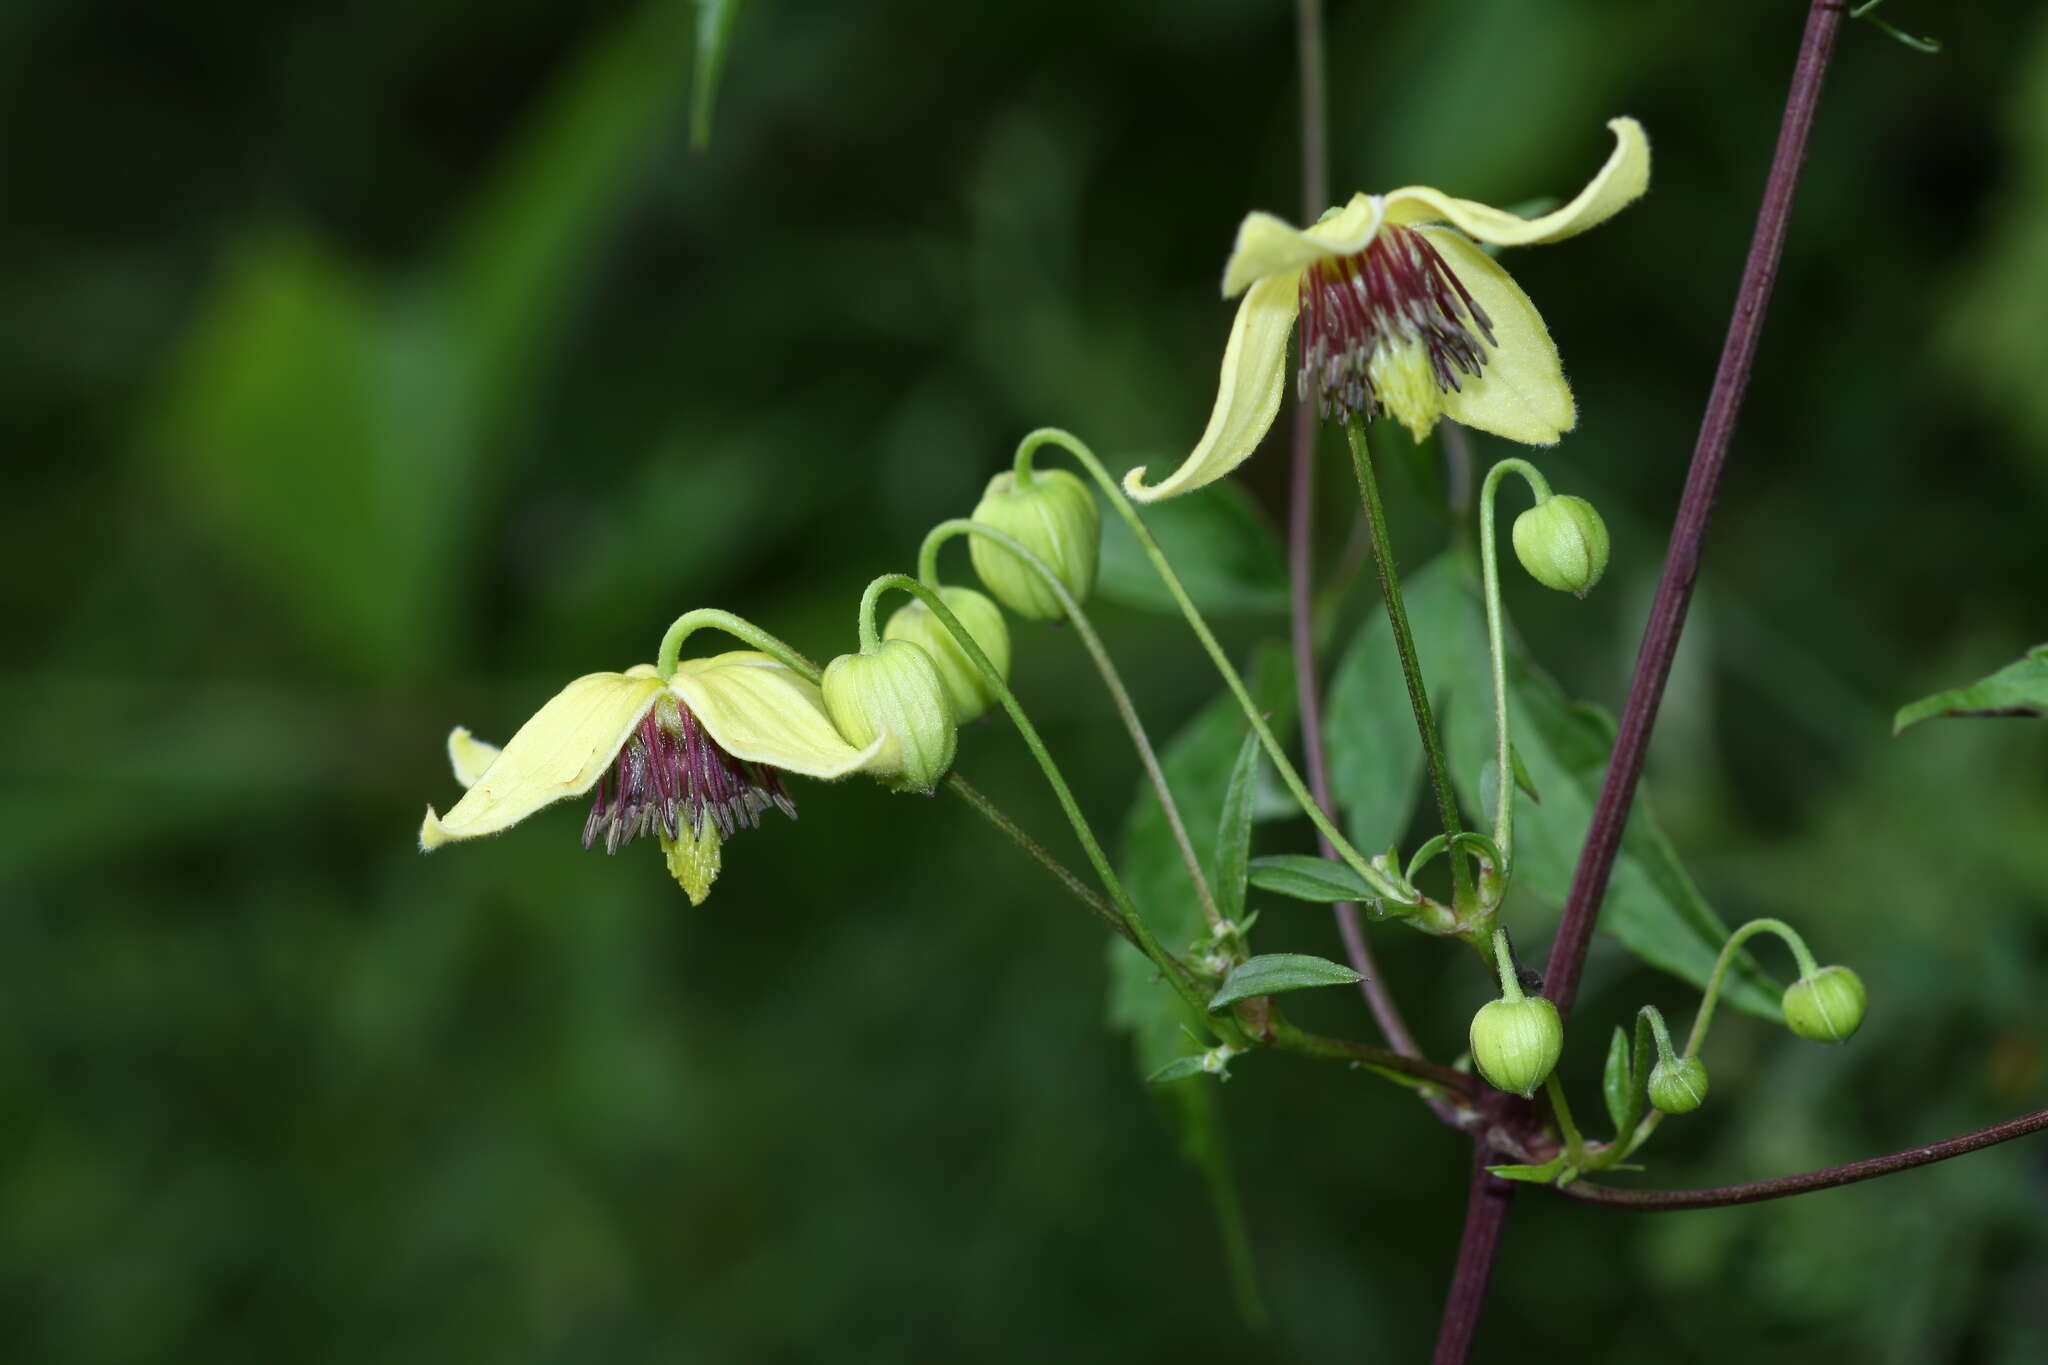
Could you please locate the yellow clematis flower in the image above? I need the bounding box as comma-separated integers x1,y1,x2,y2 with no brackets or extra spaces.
420,651,884,904
1125,117,1650,503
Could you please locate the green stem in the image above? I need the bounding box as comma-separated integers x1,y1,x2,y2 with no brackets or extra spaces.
1544,1074,1587,1169
1489,927,1523,1002
944,772,1126,939
860,573,1227,1032
1684,917,1818,1058
919,519,1225,934
1264,1015,1486,1103
1346,419,1472,909
655,609,819,683
1014,427,1424,916
1477,458,1553,871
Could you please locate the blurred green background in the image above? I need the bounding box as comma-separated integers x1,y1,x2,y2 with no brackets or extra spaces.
7,0,2048,1359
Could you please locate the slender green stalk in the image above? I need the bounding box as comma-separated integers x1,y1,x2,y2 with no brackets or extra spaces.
918,518,1225,934
859,573,1228,1031
1543,1074,1586,1169
655,608,819,683
1264,1015,1486,1104
1683,917,1818,1056
1476,458,1552,872
1345,419,1472,909
944,772,1128,939
1014,428,1427,917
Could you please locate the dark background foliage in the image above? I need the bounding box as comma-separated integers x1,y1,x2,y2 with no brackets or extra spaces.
5,0,2047,1359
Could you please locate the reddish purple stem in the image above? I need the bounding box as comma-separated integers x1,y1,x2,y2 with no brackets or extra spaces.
1540,0,1845,1019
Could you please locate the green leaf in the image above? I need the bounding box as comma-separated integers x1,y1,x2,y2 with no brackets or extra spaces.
1602,1026,1634,1135
1356,555,1782,1017
1111,650,1291,1330
1146,1055,1217,1085
1325,555,1484,854
1894,645,2048,734
1097,482,1290,617
691,0,746,149
1487,1157,1575,1186
1247,854,1380,904
1213,729,1263,922
1208,954,1361,1011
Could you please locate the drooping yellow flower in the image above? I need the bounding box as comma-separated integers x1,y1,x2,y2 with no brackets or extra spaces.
1125,118,1650,503
420,652,883,904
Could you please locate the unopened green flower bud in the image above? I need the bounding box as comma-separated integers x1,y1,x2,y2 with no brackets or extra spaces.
1512,494,1610,597
822,640,958,794
1782,965,1867,1044
882,587,1011,724
1648,1055,1710,1114
968,468,1101,621
1469,996,1563,1098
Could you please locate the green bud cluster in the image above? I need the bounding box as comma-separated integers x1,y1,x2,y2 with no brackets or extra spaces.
884,586,1011,723
1782,965,1867,1043
1469,931,1562,1098
969,468,1101,620
1647,1055,1709,1114
822,639,958,794
1512,493,1610,597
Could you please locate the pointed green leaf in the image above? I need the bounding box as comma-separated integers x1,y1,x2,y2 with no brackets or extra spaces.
1146,1055,1215,1085
1602,1026,1633,1135
1214,729,1263,922
1208,954,1361,1011
1894,645,2048,734
691,0,746,149
1247,854,1379,904
1487,1156,1574,1185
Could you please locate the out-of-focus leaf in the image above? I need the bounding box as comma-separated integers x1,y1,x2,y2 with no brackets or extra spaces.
1893,645,2048,734
150,234,449,679
691,0,746,150
1247,855,1379,904
1602,1026,1634,1135
1208,954,1361,1011
1097,481,1290,617
1111,646,1290,1321
447,0,697,424
1213,729,1262,922
1325,555,1484,856
1146,1054,1218,1085
151,0,698,681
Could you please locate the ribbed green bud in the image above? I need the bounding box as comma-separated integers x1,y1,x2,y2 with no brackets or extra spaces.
883,587,1011,724
1469,996,1563,1098
1648,1055,1710,1114
1512,494,1611,597
821,640,958,794
1782,965,1867,1044
968,468,1101,621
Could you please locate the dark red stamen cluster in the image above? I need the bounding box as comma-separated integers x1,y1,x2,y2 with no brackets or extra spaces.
582,697,795,855
1296,224,1498,424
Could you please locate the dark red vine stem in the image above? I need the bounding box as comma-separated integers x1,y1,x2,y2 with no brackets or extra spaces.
1541,0,1845,1019
1560,1108,2048,1211
1431,1143,1516,1365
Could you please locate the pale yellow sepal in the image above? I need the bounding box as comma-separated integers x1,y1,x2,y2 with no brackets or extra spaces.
1427,230,1575,444
1382,117,1649,246
669,650,886,779
446,727,502,789
1221,194,1382,299
1125,271,1298,503
420,671,665,850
